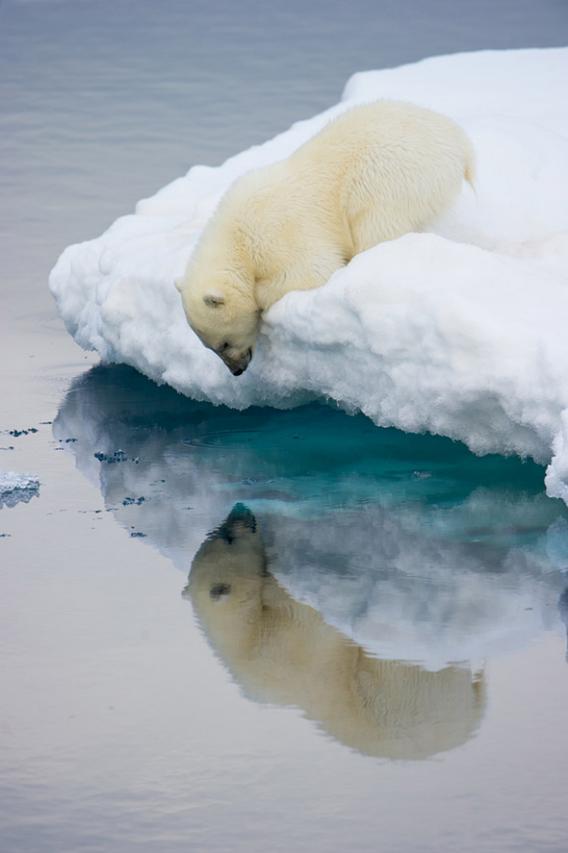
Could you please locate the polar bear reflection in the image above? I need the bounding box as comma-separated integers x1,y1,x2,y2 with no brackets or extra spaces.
184,505,485,760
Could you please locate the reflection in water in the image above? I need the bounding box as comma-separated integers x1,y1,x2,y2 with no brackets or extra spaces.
185,505,485,759
54,365,568,749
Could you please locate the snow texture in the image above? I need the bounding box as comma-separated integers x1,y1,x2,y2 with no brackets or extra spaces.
0,471,40,509
50,48,568,501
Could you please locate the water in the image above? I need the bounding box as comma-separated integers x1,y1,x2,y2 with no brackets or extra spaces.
2,1,568,850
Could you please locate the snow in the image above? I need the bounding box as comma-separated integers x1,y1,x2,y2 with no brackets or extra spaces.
0,471,39,509
49,48,568,501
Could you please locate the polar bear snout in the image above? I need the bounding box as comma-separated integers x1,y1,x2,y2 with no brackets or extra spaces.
215,503,257,540
224,347,253,376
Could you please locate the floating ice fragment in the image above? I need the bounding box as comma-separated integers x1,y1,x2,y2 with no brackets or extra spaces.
0,472,40,509
8,428,38,438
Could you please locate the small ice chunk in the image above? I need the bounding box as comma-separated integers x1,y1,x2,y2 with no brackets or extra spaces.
0,471,40,509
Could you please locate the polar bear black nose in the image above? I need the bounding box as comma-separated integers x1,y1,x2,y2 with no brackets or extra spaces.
228,348,253,376
210,582,231,599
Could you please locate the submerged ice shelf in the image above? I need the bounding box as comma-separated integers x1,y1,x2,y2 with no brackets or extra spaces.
55,366,568,671
50,48,568,502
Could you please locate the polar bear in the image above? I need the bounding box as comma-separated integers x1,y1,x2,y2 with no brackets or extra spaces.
184,505,485,759
177,100,474,374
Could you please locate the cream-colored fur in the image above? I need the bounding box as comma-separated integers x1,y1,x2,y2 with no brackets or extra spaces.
177,100,474,374
184,507,485,759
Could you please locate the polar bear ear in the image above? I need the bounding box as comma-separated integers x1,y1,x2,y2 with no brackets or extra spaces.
203,293,225,308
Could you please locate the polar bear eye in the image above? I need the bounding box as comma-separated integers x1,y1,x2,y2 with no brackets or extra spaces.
210,583,231,599
219,342,230,353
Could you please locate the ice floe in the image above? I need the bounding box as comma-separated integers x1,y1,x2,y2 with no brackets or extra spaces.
50,47,568,501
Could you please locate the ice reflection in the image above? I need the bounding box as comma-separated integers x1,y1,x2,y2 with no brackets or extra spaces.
55,365,568,673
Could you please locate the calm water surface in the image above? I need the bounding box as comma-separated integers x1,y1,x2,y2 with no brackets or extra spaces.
2,1,568,851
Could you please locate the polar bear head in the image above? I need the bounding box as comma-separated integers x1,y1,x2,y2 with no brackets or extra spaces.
176,269,260,376
183,504,268,652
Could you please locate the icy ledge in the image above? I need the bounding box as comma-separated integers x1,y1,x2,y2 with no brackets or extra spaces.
50,48,568,501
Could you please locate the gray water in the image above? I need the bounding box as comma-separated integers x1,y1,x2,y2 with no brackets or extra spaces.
2,1,568,851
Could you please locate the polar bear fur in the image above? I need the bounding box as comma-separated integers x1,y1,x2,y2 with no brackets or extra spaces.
184,506,485,759
177,100,474,374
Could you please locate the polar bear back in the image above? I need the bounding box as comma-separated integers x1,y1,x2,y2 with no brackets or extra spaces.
291,99,474,253
178,99,474,371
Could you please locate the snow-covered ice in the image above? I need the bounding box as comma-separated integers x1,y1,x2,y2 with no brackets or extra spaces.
50,48,568,502
0,472,40,509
